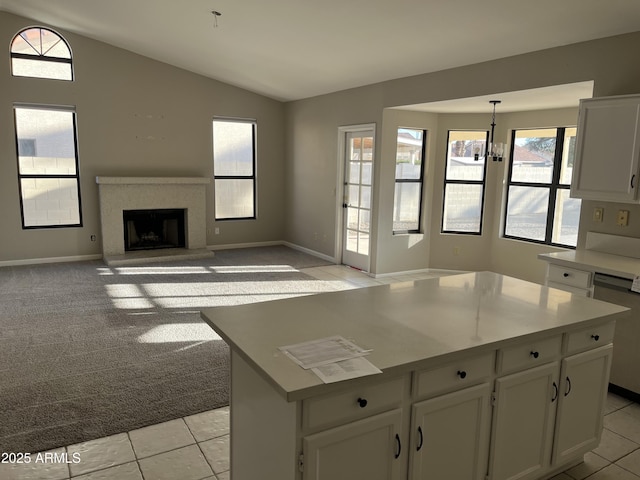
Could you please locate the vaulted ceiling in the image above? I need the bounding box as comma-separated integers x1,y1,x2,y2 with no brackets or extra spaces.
2,0,639,104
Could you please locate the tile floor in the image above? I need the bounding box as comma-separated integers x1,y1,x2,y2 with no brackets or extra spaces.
1,265,639,480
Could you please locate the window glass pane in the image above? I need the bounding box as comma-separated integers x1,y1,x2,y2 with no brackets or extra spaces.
552,189,580,247
446,131,486,181
214,179,254,219
15,108,76,174
11,33,38,55
393,183,421,232
361,161,372,185
348,162,361,184
359,209,370,234
360,186,371,209
347,207,358,230
213,121,254,176
12,58,72,80
559,127,577,185
21,178,80,227
357,232,369,255
443,184,483,233
512,129,557,184
504,186,550,241
396,128,423,180
348,185,359,207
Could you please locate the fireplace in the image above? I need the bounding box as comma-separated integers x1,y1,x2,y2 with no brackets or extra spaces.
96,176,212,264
123,209,186,251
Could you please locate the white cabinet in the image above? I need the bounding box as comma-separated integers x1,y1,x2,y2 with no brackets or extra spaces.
409,383,491,480
303,409,404,480
571,94,640,202
227,325,614,480
488,325,614,480
552,344,613,464
488,362,560,480
544,263,593,297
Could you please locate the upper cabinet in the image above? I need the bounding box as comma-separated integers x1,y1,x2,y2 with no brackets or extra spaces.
571,94,640,202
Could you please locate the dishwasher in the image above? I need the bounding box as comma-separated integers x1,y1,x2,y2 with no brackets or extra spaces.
593,273,640,398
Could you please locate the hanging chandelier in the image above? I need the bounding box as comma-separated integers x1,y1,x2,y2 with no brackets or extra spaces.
487,100,505,162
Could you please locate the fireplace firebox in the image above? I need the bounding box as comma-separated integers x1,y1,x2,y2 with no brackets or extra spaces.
123,209,186,251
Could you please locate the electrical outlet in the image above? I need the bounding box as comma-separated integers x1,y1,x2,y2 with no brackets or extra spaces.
593,207,603,222
617,210,629,227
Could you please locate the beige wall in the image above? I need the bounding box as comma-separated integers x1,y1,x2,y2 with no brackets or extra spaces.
4,9,640,279
285,31,640,280
0,11,285,263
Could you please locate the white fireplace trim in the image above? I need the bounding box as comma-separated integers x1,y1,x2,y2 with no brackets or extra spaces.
96,177,210,259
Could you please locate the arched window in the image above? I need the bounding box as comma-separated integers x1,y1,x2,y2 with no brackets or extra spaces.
11,27,73,81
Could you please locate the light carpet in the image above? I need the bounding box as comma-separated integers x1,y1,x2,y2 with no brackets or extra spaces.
0,246,338,453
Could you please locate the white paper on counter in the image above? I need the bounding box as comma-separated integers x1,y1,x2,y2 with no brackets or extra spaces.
311,357,382,383
632,275,640,293
278,335,371,369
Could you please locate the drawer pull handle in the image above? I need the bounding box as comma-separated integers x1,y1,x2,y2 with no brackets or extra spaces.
457,370,467,379
591,334,600,341
416,426,424,451
356,397,368,408
530,351,540,359
552,381,558,402
395,434,402,459
565,377,572,397
563,272,570,278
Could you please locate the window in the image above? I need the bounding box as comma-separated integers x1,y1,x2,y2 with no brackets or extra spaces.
393,128,426,233
503,127,580,247
442,131,488,234
11,27,73,80
14,105,82,228
212,118,257,220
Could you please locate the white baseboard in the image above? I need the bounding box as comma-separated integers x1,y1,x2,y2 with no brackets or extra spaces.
207,240,283,251
281,241,337,264
372,267,466,278
0,254,103,268
207,240,337,264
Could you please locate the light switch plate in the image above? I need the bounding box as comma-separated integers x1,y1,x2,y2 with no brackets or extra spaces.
593,207,604,222
617,210,629,226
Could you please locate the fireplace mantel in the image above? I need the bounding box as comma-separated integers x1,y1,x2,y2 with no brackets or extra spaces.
96,176,211,264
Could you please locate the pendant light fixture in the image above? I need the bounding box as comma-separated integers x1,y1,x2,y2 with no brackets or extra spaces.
211,10,222,28
487,100,505,162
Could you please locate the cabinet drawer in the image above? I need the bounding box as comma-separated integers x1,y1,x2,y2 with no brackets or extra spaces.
414,352,495,400
565,321,615,354
547,264,593,289
547,281,591,297
302,376,406,431
497,335,562,375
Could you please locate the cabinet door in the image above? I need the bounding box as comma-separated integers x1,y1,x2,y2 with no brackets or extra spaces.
488,362,559,480
571,96,640,202
410,383,491,480
303,408,404,480
552,344,613,465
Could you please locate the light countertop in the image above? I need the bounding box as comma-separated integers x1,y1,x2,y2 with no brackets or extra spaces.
200,271,628,401
538,250,640,279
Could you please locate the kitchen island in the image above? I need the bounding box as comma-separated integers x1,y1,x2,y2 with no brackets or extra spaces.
200,271,629,480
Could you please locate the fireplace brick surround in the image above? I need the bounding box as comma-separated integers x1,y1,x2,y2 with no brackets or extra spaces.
96,177,211,264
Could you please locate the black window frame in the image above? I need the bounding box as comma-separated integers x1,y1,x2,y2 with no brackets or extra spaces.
393,128,426,234
212,117,257,221
503,127,579,248
441,130,490,235
10,27,74,81
13,104,83,229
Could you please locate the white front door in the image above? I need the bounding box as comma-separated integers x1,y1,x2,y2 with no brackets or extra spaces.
341,129,374,271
